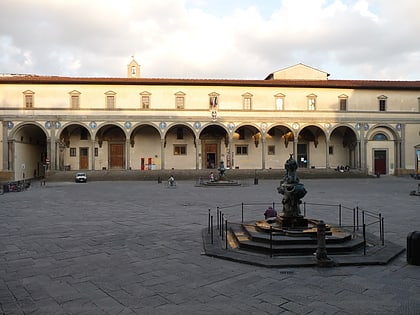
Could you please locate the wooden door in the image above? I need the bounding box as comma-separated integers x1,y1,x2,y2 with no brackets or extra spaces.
374,150,386,175
204,143,217,169
110,143,124,169
79,147,89,169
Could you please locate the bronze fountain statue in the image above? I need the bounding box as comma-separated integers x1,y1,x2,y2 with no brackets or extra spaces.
277,154,307,227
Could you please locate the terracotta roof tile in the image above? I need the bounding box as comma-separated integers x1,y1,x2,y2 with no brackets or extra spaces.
1,74,420,90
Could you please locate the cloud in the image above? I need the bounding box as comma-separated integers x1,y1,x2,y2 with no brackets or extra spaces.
1,0,420,80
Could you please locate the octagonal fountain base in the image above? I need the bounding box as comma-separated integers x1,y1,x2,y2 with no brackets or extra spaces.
202,219,404,268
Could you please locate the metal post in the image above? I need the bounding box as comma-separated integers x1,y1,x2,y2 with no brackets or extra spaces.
221,213,224,238
356,206,359,230
353,208,356,232
208,209,211,234
379,213,382,244
211,215,214,244
381,217,385,245
363,223,366,256
241,203,244,223
225,219,228,250
217,207,219,230
339,204,342,227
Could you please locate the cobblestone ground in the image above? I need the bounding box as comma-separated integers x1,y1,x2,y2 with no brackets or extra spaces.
0,177,419,314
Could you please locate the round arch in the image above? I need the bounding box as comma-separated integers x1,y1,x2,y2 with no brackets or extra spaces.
8,122,48,180
265,124,295,169
297,125,327,168
199,123,230,169
95,123,127,170
365,124,401,176
329,124,359,169
129,123,162,170
56,122,92,171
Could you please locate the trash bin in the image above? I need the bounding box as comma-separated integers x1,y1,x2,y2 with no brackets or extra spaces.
407,231,420,265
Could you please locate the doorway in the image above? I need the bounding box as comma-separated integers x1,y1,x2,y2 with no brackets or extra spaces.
297,143,308,168
110,143,124,169
204,143,217,169
79,147,89,169
374,150,387,175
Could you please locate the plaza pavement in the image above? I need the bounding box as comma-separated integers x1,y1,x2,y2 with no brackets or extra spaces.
0,176,419,314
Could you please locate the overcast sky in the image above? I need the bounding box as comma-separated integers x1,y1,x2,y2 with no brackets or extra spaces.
1,0,419,80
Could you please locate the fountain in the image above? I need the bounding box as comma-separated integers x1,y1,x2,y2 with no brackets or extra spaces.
200,161,241,186
202,155,404,267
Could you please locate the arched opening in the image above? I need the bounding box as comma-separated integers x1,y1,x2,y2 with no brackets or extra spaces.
200,125,228,169
58,124,92,171
164,124,196,170
11,123,47,180
266,125,294,169
96,125,126,170
298,126,326,168
330,126,358,169
130,124,161,170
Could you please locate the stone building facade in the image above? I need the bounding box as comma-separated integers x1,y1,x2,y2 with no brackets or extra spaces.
1,61,419,181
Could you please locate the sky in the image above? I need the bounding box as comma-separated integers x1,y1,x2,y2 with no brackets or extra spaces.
1,0,420,80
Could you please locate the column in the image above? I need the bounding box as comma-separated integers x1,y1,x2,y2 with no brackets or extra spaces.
50,128,56,171
2,122,8,170
261,135,266,170
325,138,330,169
91,140,96,170
126,139,130,170
195,137,201,170
161,138,165,170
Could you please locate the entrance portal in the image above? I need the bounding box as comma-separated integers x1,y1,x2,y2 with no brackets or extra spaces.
204,144,217,169
79,147,89,169
110,143,124,169
297,143,308,168
374,150,387,175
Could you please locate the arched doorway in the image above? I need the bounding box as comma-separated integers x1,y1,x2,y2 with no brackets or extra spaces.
96,125,126,170
298,126,326,168
130,124,161,170
329,126,358,169
58,124,92,170
199,125,228,169
266,125,294,169
164,124,196,170
10,123,47,180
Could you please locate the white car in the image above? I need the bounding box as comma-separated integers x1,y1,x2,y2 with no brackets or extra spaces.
75,172,87,183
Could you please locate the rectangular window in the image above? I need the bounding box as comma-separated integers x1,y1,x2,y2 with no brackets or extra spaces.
243,97,252,110
25,95,33,108
236,145,248,155
141,95,150,109
276,98,284,110
173,145,187,155
339,99,347,111
379,99,386,111
268,145,275,155
308,98,316,110
176,96,184,109
94,147,98,157
107,95,115,109
329,145,334,155
70,148,76,157
71,95,80,109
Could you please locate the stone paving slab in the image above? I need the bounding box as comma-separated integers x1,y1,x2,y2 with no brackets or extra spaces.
0,176,419,314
